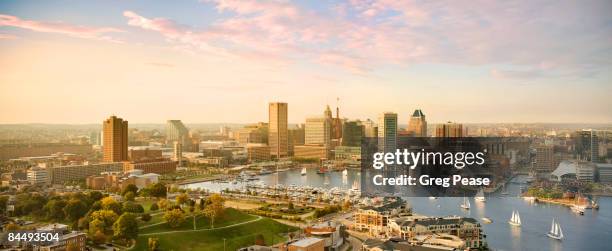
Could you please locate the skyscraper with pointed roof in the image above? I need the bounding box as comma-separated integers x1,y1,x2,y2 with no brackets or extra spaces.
407,109,427,137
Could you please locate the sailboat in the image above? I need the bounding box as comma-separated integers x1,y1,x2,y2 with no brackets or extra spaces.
547,219,564,240
342,169,348,176
508,210,521,226
301,167,307,176
460,197,471,210
475,188,486,202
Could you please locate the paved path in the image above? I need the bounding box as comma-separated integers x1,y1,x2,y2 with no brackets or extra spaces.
139,216,263,236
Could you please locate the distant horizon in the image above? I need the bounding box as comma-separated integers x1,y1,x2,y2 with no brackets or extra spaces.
1,0,611,124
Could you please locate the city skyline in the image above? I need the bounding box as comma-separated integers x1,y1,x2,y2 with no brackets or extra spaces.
1,0,611,124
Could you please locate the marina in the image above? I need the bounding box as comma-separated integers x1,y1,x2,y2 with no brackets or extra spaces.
183,168,612,250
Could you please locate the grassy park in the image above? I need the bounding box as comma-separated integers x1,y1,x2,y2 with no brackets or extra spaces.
132,208,297,251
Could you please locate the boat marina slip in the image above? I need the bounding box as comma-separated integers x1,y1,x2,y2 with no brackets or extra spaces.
182,168,612,250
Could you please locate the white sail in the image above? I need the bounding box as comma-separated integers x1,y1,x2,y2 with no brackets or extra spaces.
558,224,564,239
342,169,348,176
550,219,555,234
509,210,521,226
301,167,307,175
516,211,521,225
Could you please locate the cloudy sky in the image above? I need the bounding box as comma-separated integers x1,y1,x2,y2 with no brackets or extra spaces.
0,0,610,124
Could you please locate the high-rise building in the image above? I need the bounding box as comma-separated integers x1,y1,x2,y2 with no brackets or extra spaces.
435,122,463,137
89,131,101,146
288,124,305,156
591,131,599,163
362,119,378,138
342,120,364,147
269,102,288,158
378,112,398,153
407,109,427,137
305,117,331,146
173,141,183,165
535,144,555,173
103,115,128,162
166,119,188,141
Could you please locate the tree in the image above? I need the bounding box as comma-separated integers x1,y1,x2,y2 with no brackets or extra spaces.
122,184,138,196
157,199,170,210
0,196,9,215
148,237,160,251
88,191,104,202
163,209,185,228
101,197,122,215
89,218,105,235
149,203,159,211
89,210,119,230
113,213,139,240
77,217,90,230
141,213,152,222
122,201,144,214
203,194,225,229
5,223,19,231
175,193,188,205
44,199,67,221
124,191,136,202
64,199,88,222
92,230,106,245
149,183,167,198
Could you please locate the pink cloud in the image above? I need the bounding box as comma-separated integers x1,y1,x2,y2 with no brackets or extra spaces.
0,14,123,42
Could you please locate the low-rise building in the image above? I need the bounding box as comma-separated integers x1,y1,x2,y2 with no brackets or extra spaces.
123,159,177,174
48,162,123,185
388,216,483,249
288,237,325,251
354,198,412,237
35,231,87,251
27,167,49,185
247,144,271,162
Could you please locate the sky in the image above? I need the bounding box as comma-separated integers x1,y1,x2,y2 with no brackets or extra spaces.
0,0,611,124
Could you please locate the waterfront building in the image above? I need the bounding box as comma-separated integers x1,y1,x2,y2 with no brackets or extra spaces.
294,144,329,160
435,122,463,137
551,160,596,182
388,216,483,249
48,162,123,185
269,102,289,159
535,145,555,173
378,112,398,153
246,144,271,162
596,163,612,183
406,109,427,137
334,146,361,161
103,115,128,162
354,198,412,237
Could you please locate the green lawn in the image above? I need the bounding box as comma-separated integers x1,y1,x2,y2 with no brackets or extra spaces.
139,208,256,234
132,210,297,251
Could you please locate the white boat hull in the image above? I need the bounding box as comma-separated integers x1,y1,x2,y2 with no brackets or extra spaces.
508,221,521,226
547,233,563,240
